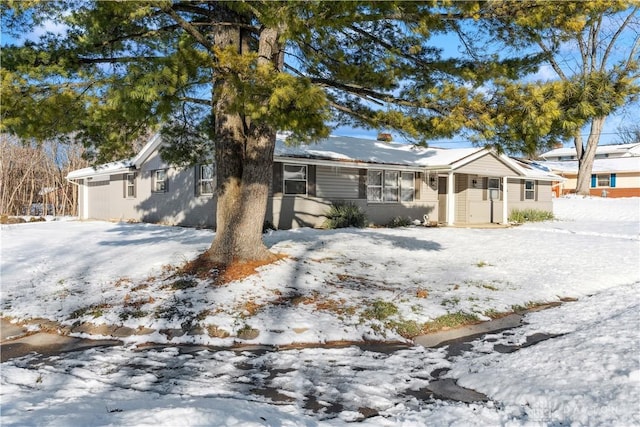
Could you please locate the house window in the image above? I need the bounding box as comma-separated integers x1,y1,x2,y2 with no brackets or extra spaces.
597,174,610,187
367,170,415,203
125,173,136,198
384,171,399,202
367,170,383,202
524,180,535,200
283,164,307,195
591,174,616,188
488,177,500,190
487,177,500,200
198,164,215,195
153,169,167,193
401,172,415,202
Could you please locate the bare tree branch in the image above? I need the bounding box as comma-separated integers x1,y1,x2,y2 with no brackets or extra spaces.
601,6,639,72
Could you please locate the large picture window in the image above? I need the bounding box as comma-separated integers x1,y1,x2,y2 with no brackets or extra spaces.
198,164,215,196
283,164,307,195
367,170,415,203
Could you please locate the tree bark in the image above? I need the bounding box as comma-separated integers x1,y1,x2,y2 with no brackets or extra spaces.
206,14,281,265
574,116,606,195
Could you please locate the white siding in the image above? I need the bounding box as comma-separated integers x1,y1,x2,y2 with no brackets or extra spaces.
456,153,518,176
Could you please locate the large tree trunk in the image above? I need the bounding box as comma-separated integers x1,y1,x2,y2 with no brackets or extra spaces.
575,116,606,196
206,16,282,266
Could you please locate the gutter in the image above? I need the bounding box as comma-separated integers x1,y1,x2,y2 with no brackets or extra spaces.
274,155,425,172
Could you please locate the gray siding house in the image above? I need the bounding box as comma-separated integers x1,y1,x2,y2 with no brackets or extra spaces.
66,134,560,229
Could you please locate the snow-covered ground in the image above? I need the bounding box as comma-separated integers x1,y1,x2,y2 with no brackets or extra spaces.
1,196,639,426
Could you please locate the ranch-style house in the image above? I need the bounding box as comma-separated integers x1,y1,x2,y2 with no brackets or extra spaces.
66,134,561,229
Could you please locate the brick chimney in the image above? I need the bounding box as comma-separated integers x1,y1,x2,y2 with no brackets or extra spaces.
377,133,392,142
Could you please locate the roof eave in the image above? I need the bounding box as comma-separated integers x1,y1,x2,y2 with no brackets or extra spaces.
274,155,425,171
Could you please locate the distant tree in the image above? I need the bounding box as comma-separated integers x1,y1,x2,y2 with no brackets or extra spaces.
617,124,640,144
0,135,87,216
475,1,639,193
1,1,542,265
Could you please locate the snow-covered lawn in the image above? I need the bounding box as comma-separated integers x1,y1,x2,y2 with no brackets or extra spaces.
1,197,639,346
1,196,639,425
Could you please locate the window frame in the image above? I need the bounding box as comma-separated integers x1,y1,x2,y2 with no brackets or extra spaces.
283,164,308,196
367,170,383,202
597,174,610,187
197,164,215,196
384,170,399,202
400,171,415,202
487,177,500,201
524,179,535,200
125,173,136,198
152,169,168,193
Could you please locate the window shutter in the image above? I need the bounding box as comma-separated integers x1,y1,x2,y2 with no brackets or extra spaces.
123,174,127,198
591,174,596,188
610,173,616,188
520,181,524,201
358,169,367,199
272,162,283,195
415,172,421,200
482,177,488,201
308,165,316,197
535,180,538,201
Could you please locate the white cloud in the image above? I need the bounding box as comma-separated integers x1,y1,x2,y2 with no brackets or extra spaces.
27,19,69,41
531,64,557,82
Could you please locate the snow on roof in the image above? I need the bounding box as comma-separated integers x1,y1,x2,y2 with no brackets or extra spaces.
538,156,640,174
67,133,564,180
66,159,133,180
275,135,483,168
66,134,164,180
540,143,640,159
509,158,566,181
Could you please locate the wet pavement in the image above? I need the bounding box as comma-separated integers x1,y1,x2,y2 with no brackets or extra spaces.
0,318,120,362
1,314,562,409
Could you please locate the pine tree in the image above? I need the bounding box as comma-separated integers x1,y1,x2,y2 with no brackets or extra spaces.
1,1,542,265
473,1,639,193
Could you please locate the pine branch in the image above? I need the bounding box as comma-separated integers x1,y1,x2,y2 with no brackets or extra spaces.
309,77,407,106
348,24,431,68
77,56,162,64
160,4,213,51
94,24,181,48
177,96,211,106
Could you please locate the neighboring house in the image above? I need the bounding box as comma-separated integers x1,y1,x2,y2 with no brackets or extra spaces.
66,134,560,229
537,143,640,197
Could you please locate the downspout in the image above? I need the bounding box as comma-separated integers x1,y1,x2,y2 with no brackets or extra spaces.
446,171,455,226
502,176,509,224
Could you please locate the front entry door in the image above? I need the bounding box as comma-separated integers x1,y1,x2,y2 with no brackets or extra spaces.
438,176,447,223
